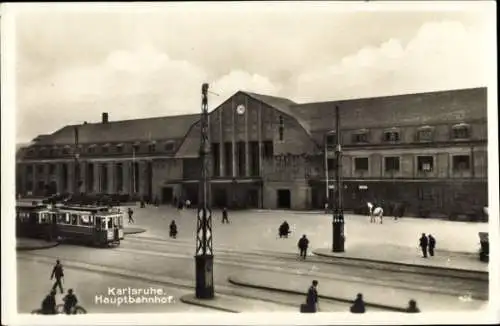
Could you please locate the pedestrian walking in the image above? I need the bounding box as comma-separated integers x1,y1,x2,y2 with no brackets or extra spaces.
304,280,319,312
50,259,64,294
185,199,191,208
350,293,366,313
169,220,178,239
419,233,428,258
127,208,135,224
298,235,309,260
405,299,420,313
428,234,436,257
221,207,230,224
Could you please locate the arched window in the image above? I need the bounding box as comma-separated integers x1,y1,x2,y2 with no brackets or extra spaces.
452,123,470,139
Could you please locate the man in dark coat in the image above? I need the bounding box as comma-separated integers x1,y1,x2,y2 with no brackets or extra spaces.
50,259,64,294
41,290,57,315
169,220,178,239
406,299,420,313
350,293,366,313
428,234,436,257
127,208,135,224
221,207,230,224
279,221,290,238
419,233,428,258
305,280,319,312
298,235,309,260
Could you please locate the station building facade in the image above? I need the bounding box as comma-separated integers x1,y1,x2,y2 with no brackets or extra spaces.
16,87,488,217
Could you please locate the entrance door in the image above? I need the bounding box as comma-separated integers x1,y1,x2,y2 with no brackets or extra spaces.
162,187,173,204
213,189,227,208
277,189,291,209
247,189,259,208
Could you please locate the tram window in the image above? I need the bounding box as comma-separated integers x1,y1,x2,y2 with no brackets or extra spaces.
102,219,107,229
71,214,78,225
80,215,90,226
40,213,47,223
90,215,95,224
95,217,101,228
107,218,113,229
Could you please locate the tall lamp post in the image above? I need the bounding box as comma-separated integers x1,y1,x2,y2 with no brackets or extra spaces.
332,105,345,252
195,83,214,299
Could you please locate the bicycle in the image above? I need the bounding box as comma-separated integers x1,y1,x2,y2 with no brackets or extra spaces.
31,304,87,315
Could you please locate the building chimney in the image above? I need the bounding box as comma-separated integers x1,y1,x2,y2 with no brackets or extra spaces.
102,112,109,124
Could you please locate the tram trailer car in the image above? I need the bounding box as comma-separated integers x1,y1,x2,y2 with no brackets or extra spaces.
16,203,56,241
54,206,124,247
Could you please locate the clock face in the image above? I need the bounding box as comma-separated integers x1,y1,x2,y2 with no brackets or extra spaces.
236,104,246,115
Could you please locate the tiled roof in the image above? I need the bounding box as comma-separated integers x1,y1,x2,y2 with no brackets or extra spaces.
288,87,487,132
33,114,200,146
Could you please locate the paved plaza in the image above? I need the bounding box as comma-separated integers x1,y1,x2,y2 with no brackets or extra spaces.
121,204,488,265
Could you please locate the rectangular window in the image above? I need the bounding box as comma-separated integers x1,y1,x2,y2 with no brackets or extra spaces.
417,156,434,172
165,142,174,152
326,133,336,148
353,133,368,144
62,148,69,155
224,142,233,176
327,158,336,170
278,115,284,141
26,165,33,174
237,142,246,176
212,143,220,177
116,145,123,153
79,214,90,226
354,157,369,171
107,218,113,229
452,126,470,139
71,214,78,225
383,131,400,142
115,163,123,192
453,155,471,171
263,141,274,158
102,146,108,154
87,146,94,154
384,157,400,172
417,129,433,142
149,144,156,153
49,164,56,175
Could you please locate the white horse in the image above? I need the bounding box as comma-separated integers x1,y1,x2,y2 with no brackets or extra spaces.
367,202,384,224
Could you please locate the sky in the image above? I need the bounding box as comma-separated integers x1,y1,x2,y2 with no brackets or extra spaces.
6,2,495,143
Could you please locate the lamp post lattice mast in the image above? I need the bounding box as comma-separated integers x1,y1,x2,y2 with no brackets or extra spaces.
332,105,345,252
194,83,215,299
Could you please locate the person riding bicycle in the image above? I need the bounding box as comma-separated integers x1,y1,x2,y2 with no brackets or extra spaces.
63,289,78,314
41,290,57,315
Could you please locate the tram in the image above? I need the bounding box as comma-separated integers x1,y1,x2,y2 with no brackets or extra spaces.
16,202,124,247
16,202,56,241
54,206,124,247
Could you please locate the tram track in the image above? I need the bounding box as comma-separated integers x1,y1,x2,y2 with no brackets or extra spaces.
123,235,488,299
126,234,488,282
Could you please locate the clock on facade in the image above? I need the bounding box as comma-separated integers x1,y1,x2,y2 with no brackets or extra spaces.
236,104,246,115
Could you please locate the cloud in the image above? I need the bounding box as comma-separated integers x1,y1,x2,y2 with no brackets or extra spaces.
14,14,491,143
291,21,488,102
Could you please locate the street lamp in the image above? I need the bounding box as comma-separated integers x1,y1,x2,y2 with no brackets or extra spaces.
194,83,214,299
332,105,345,253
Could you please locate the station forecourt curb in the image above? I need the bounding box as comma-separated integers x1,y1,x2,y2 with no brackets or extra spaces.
16,238,60,251
123,227,147,235
179,294,238,313
312,248,488,278
227,276,407,312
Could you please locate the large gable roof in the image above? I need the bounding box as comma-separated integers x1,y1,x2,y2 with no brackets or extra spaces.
242,91,311,133
34,114,200,146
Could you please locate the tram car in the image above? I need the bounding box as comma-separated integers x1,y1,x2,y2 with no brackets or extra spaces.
16,202,56,241
53,205,124,247
15,202,124,247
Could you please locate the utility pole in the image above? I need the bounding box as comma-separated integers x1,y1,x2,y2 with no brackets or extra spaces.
73,126,80,196
195,83,214,299
332,105,345,252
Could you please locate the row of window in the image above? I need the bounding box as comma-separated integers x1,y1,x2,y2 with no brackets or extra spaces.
27,141,176,158
326,155,472,173
325,124,473,147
